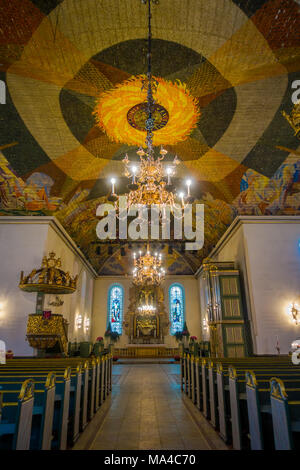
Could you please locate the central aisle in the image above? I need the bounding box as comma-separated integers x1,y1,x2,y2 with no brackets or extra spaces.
75,363,228,450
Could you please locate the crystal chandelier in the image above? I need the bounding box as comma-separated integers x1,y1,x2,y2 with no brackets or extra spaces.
108,0,194,214
132,243,165,286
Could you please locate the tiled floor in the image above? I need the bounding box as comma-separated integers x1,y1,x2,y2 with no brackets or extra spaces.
87,363,228,450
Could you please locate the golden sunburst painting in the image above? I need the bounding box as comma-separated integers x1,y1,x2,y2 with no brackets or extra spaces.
93,75,200,147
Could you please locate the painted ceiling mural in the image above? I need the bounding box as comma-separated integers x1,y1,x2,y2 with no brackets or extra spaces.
0,0,300,275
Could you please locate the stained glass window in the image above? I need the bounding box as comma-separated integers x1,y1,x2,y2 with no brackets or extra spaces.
169,284,185,335
107,284,124,334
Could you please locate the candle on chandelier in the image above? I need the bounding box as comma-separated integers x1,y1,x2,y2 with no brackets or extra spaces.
131,166,137,184
186,179,192,196
166,167,172,185
179,191,184,206
110,177,116,194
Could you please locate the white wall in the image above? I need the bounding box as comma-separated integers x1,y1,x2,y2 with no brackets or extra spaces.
0,217,96,355
204,216,300,355
44,224,95,343
92,275,201,347
0,221,49,355
243,221,300,354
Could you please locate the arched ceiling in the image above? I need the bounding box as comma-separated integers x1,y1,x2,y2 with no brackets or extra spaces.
0,0,300,275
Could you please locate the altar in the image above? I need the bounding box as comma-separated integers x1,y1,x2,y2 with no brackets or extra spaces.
123,284,170,345
114,344,179,358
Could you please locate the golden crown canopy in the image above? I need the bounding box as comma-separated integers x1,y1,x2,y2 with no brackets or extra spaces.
19,251,78,294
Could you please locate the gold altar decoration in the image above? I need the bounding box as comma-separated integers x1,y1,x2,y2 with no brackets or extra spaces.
26,313,68,355
19,251,78,294
282,102,300,140
124,284,169,344
132,244,165,286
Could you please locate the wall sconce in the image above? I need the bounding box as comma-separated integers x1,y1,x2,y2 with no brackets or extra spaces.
287,302,300,325
0,301,6,318
76,314,83,329
84,317,90,333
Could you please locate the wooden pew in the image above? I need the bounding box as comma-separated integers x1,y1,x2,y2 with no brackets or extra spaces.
201,359,210,419
0,372,57,450
270,378,300,450
0,354,111,448
208,360,219,429
0,379,34,450
191,356,196,404
228,365,300,450
195,357,202,411
212,358,297,446
94,357,101,412
1,362,82,446
87,359,96,422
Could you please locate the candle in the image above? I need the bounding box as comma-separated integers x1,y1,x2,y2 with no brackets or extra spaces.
179,192,184,206
166,167,172,185
186,179,191,196
110,177,116,194
131,166,137,184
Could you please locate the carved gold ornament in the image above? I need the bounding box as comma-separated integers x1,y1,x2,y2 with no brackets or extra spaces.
19,251,78,294
26,313,68,354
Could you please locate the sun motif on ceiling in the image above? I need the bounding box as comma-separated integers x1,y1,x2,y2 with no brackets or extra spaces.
93,75,200,147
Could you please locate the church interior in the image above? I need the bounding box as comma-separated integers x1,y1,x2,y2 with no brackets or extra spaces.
1,0,300,453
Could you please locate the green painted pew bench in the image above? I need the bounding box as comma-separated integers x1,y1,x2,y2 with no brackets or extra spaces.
0,364,82,447
0,379,34,450
208,361,219,429
228,366,300,450
87,359,96,422
270,378,300,450
0,370,71,450
0,373,57,450
201,359,211,420
245,371,300,450
194,357,203,411
190,356,197,405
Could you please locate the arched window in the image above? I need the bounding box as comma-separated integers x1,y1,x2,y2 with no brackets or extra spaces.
107,284,124,334
169,283,185,335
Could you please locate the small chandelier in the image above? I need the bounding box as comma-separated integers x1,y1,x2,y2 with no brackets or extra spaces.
132,244,165,286
138,304,157,314
108,0,194,216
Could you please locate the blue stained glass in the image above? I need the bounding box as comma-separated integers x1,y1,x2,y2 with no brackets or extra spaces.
169,284,185,335
108,285,124,334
